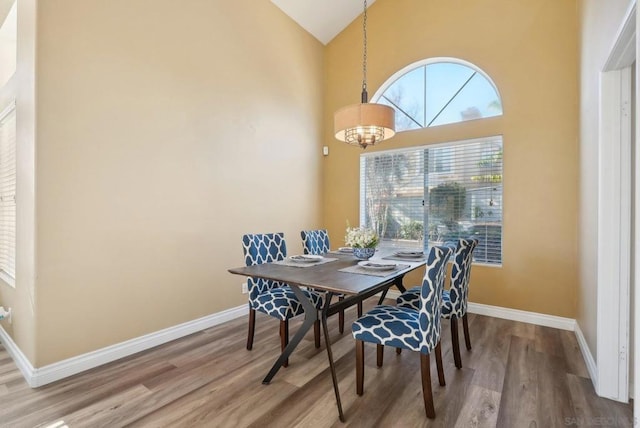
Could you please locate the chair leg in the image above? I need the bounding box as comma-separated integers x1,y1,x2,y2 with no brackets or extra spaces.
280,320,289,368
450,316,462,369
376,344,384,367
247,308,256,350
462,313,472,350
338,296,345,334
396,348,402,355
420,353,436,419
314,319,321,348
435,341,445,386
356,339,364,396
357,301,363,317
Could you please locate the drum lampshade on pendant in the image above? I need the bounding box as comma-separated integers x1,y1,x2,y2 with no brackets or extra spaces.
334,0,395,149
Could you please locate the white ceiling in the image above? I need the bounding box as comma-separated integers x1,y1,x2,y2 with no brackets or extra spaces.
270,0,376,45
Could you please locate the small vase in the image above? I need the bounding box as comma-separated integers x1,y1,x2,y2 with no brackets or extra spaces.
353,247,376,260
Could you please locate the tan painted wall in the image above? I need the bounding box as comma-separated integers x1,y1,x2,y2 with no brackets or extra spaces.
32,0,324,366
577,0,634,358
323,0,579,317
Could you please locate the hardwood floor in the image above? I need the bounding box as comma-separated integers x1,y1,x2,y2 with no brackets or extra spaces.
0,301,633,427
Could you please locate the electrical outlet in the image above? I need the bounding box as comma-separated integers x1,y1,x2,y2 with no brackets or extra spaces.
241,283,248,294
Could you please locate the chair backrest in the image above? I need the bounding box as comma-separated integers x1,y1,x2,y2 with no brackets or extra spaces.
300,229,330,255
448,238,478,317
419,245,453,354
241,233,288,302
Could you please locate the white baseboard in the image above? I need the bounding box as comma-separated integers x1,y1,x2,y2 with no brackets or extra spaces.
385,291,576,331
574,322,598,389
0,304,248,388
0,325,36,387
466,302,576,331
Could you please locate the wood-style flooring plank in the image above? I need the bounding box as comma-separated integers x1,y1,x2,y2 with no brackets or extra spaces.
453,384,501,428
247,347,359,428
279,326,355,388
559,329,591,378
371,357,475,428
127,342,286,427
535,351,576,427
566,373,634,428
38,384,152,428
495,335,538,427
465,316,511,393
4,361,176,428
535,324,565,359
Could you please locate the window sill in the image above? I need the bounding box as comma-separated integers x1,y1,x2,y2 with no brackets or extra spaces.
472,262,502,268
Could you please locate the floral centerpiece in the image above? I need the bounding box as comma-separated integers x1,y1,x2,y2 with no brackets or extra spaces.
345,226,379,260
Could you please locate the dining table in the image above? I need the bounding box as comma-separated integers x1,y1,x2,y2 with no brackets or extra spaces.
228,248,428,422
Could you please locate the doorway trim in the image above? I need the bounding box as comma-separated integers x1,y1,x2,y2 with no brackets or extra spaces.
597,1,636,403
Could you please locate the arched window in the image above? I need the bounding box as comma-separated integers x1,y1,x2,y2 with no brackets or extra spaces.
372,58,502,132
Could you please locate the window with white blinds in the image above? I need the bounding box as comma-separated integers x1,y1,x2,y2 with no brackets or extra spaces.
360,136,503,265
0,102,16,280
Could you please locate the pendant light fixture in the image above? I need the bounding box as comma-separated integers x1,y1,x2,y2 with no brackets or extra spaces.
334,0,395,149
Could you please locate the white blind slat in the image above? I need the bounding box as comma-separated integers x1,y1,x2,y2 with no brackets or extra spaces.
0,103,16,278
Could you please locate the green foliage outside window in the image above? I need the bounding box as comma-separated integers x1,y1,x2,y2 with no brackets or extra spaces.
429,182,466,227
400,220,424,241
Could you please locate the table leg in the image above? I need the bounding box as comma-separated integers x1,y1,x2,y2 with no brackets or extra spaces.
320,292,345,422
394,275,407,293
262,285,318,384
377,275,407,305
377,289,389,305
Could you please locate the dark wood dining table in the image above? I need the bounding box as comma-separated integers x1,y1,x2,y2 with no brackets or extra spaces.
228,249,427,422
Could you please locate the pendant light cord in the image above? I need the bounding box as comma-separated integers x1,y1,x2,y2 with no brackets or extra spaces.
361,0,368,103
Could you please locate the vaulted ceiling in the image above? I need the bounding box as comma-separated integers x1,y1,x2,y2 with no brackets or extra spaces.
270,0,377,45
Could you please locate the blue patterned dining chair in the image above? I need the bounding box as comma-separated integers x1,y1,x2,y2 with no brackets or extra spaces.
242,233,324,367
300,229,330,255
352,245,452,419
301,229,363,334
397,238,478,369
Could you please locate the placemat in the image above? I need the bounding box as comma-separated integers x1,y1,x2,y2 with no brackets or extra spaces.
273,257,338,268
338,263,410,277
382,255,427,262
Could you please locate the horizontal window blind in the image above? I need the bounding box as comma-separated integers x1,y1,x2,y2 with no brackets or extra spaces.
360,136,503,265
0,103,16,279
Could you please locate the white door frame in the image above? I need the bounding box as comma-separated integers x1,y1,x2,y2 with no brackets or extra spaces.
597,1,636,403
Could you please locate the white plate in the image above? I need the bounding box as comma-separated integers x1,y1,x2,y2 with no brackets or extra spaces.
338,247,353,253
289,255,324,263
357,261,397,271
394,251,424,258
